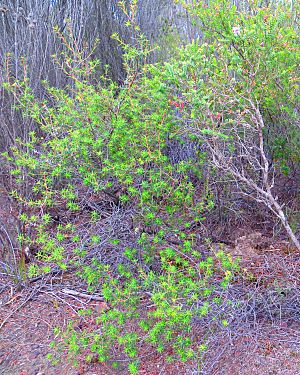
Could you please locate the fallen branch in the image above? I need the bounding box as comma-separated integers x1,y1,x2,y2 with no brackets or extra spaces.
0,286,41,330
61,288,105,301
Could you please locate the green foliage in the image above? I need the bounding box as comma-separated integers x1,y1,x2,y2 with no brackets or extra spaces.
180,0,299,171
2,0,299,372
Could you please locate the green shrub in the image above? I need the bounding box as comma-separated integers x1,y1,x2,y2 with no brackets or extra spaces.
3,0,299,371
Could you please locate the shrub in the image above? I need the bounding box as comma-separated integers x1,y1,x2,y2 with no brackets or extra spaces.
2,0,299,372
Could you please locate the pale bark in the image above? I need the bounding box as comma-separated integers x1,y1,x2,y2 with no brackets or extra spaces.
208,101,300,251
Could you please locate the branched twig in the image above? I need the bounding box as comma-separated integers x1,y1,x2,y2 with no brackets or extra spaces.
60,288,105,302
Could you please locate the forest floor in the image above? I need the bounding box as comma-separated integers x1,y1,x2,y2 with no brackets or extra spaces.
1,237,300,375
0,193,300,374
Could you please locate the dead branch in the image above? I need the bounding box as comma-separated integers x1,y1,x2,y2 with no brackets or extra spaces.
61,288,104,301
203,99,300,251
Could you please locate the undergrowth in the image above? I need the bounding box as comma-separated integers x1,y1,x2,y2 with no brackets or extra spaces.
1,0,299,373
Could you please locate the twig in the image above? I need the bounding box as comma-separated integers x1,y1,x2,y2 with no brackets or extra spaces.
0,286,40,330
61,288,105,302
